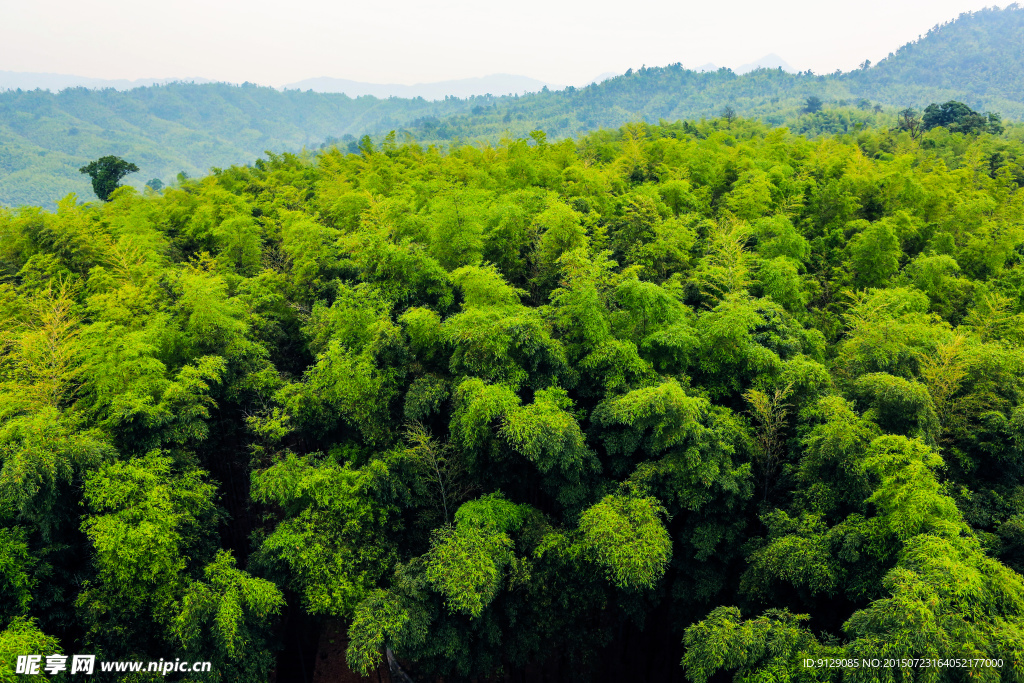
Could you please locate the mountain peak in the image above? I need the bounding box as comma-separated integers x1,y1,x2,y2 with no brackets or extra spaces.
735,54,796,74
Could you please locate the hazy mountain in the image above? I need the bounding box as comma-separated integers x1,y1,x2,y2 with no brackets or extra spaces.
394,7,1024,142
586,72,620,85
0,70,215,92
3,5,1024,208
0,83,473,207
736,54,796,74
847,6,1024,103
282,74,562,99
693,55,795,74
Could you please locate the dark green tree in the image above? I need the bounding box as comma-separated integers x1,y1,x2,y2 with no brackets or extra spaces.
894,107,921,137
921,100,990,134
802,96,823,113
78,155,140,201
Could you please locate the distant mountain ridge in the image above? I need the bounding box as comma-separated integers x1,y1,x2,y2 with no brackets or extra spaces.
3,5,1024,208
737,54,797,74
0,70,567,100
696,54,797,74
0,71,216,92
282,74,563,100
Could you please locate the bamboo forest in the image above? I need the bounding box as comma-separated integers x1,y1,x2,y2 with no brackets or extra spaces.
3,105,1024,681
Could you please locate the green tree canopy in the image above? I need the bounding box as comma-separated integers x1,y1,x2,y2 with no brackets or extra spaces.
3,113,1024,683
78,155,140,201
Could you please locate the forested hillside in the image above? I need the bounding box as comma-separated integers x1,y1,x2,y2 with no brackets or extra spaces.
396,6,1024,143
4,114,1024,681
3,5,1024,209
0,84,474,208
849,5,1024,106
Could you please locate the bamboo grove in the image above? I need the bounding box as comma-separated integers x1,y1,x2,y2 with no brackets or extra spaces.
4,117,1024,681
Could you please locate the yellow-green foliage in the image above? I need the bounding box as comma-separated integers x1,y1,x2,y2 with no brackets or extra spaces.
0,618,60,683
2,116,1024,682
578,494,672,590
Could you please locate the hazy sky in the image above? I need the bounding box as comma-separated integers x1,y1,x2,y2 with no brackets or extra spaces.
0,0,1005,86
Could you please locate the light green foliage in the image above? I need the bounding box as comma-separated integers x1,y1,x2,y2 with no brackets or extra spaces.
758,256,807,312
500,387,597,499
294,294,404,443
453,492,530,532
0,282,81,413
212,215,262,274
428,189,490,269
611,194,662,261
547,249,618,356
426,524,513,618
905,253,961,302
752,215,809,262
251,453,398,617
304,284,393,356
450,378,521,452
687,432,1024,680
797,396,879,516
164,357,228,438
346,572,432,676
632,215,696,280
844,534,1024,671
0,408,111,533
81,451,218,616
534,201,589,277
691,222,755,303
4,102,1024,683
593,380,709,456
450,264,525,308
0,618,61,683
693,295,785,397
175,269,245,351
862,435,964,541
281,215,342,296
852,219,903,288
836,287,947,380
682,608,832,683
612,278,687,343
426,494,534,617
726,171,775,221
176,551,283,655
741,512,842,599
174,550,283,682
400,307,443,359
853,373,940,442
443,266,567,390
578,494,672,590
403,374,449,422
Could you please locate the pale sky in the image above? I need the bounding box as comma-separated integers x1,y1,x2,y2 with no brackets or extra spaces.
0,0,1005,87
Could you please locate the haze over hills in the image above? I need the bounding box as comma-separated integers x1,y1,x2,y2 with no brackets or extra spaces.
737,54,797,74
0,70,567,99
0,70,216,92
697,54,797,74
0,83,475,207
281,74,564,99
2,5,1024,208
